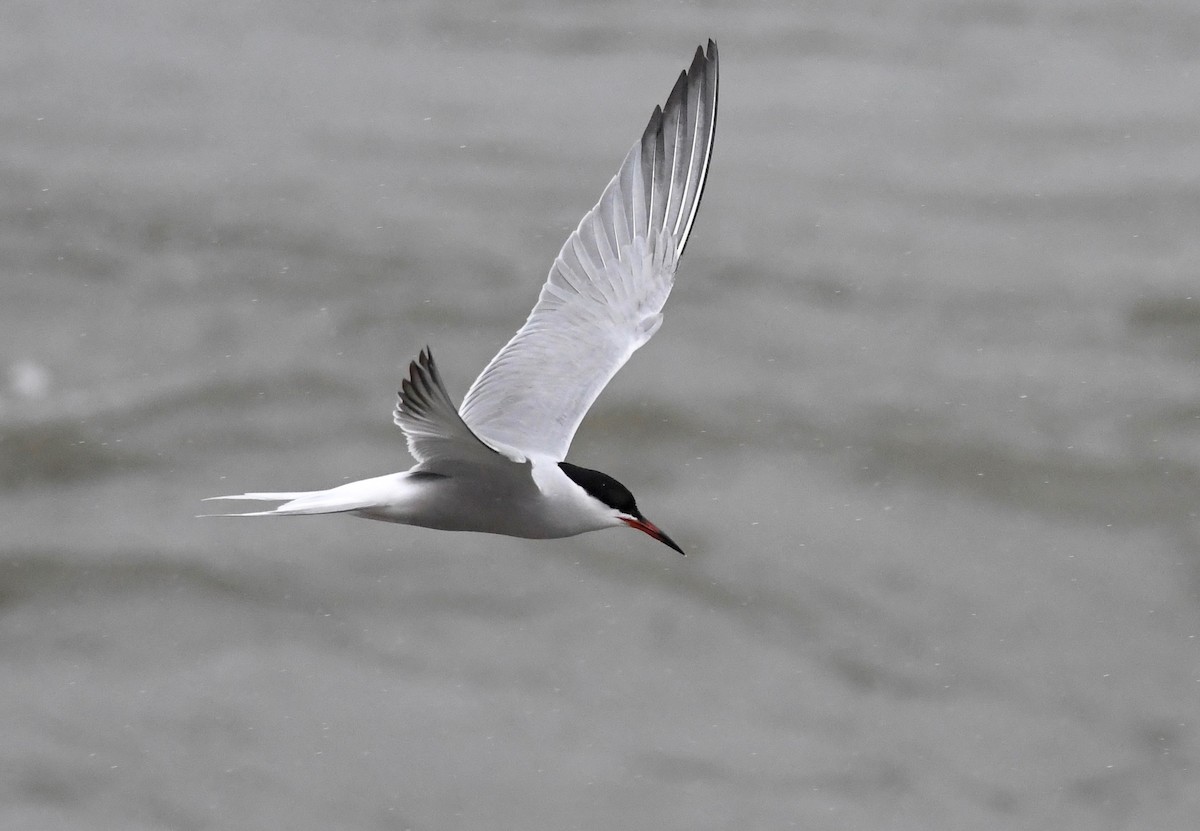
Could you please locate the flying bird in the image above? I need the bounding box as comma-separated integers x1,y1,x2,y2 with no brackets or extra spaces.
206,41,719,555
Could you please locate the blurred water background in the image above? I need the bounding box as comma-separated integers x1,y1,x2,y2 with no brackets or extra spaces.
3,0,1199,828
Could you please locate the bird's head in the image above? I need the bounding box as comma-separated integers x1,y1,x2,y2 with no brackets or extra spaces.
558,461,684,555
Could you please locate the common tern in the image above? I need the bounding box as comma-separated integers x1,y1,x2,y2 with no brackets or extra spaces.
205,41,719,555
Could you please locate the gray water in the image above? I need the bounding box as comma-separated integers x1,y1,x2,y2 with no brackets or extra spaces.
3,1,1199,828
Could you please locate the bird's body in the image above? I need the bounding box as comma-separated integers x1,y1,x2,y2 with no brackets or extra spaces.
206,42,719,555
228,458,606,540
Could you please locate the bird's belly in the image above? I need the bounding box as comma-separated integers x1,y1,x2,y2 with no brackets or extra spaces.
354,474,587,539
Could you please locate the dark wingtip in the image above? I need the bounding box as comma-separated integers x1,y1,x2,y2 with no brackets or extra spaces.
692,40,718,73
398,347,442,418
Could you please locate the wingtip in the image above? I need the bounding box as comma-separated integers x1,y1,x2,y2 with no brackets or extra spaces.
690,40,717,72
406,345,429,373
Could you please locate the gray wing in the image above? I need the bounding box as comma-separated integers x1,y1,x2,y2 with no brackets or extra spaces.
458,41,718,461
393,348,521,468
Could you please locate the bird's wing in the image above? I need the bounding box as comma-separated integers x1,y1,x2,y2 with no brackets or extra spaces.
457,41,718,461
393,348,524,468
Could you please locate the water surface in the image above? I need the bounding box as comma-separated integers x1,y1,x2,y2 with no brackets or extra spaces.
3,1,1199,828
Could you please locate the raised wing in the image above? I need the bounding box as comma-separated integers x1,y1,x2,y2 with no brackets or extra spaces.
393,349,521,468
458,41,718,461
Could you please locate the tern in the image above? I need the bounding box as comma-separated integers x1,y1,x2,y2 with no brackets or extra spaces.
205,41,719,556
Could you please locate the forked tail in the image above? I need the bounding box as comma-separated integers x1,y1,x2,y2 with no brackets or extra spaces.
201,472,405,516
200,489,361,517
